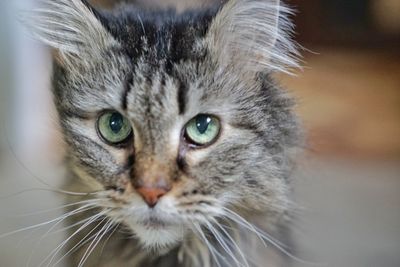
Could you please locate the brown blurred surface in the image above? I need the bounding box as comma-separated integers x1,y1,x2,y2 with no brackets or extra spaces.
280,48,400,160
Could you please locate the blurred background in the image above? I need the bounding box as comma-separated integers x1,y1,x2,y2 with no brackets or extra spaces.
0,0,399,266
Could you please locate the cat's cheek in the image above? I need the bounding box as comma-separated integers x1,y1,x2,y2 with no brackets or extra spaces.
183,124,241,165
185,149,209,166
71,164,104,191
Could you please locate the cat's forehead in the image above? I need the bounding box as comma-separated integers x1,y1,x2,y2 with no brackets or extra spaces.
123,61,210,141
89,8,222,124
103,8,217,65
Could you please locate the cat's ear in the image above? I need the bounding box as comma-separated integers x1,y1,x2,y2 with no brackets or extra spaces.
206,0,299,74
25,0,116,62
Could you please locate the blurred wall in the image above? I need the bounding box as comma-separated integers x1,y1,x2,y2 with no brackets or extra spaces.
0,0,54,161
0,0,11,151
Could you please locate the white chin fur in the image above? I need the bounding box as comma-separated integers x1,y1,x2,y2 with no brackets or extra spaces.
126,221,185,249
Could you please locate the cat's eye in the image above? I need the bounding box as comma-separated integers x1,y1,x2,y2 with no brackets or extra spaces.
97,111,133,145
184,114,221,146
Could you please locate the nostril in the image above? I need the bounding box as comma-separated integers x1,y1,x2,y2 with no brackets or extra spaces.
156,191,165,198
136,187,169,207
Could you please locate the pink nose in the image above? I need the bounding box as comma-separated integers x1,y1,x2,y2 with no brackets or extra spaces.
135,187,169,207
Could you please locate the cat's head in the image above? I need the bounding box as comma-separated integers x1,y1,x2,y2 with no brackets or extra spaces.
30,0,300,249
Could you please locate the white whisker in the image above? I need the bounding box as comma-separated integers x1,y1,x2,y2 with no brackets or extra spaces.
0,204,96,239
40,209,109,267
191,222,224,267
14,199,104,218
25,203,98,267
98,221,120,258
48,214,99,236
78,218,115,267
52,217,109,266
221,207,321,266
204,220,244,267
220,207,268,248
210,218,250,267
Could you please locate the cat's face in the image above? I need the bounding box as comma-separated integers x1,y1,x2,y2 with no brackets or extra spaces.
31,0,299,249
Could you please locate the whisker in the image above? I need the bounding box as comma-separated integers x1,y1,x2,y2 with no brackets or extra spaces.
11,199,103,218
210,218,251,267
0,188,100,201
49,214,98,236
78,218,115,267
77,219,110,267
191,222,224,267
57,231,98,265
204,220,244,267
52,216,108,266
46,212,110,267
220,207,268,247
25,204,98,267
98,221,120,258
40,209,109,267
221,207,322,266
0,204,97,239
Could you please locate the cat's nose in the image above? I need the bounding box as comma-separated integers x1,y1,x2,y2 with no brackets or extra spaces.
135,186,170,207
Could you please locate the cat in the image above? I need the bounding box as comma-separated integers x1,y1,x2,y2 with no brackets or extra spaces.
27,0,301,266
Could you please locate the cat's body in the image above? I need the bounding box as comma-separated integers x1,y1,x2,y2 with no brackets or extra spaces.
29,0,301,266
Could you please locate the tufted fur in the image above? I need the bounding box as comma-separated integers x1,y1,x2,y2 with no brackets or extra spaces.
29,0,301,266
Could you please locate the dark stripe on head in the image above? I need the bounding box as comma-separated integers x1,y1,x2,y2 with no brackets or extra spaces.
230,121,264,138
176,155,187,172
116,153,135,175
126,153,135,167
122,73,134,110
60,108,92,120
177,78,187,115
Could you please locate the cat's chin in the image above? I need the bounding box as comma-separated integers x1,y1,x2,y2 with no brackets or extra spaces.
126,219,185,250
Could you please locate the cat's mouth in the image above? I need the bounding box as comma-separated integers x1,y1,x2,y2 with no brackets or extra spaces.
137,216,171,228
123,206,179,229
124,213,186,249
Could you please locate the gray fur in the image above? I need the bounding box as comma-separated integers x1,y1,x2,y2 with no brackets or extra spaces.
29,0,301,266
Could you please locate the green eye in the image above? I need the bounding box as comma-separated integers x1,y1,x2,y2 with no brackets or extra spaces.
97,111,133,145
185,114,221,146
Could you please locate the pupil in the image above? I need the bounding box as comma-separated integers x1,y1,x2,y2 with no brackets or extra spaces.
196,115,211,134
109,113,124,133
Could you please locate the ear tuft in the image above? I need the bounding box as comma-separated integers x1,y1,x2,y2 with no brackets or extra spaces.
207,0,300,75
24,0,115,59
